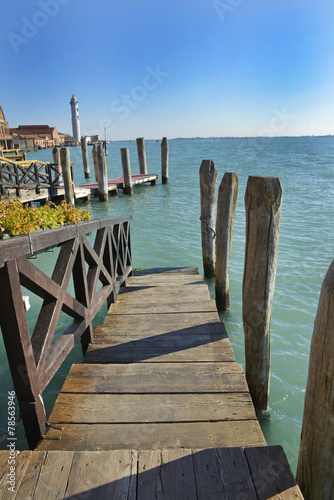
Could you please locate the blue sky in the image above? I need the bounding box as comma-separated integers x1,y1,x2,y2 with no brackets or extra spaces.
2,0,334,140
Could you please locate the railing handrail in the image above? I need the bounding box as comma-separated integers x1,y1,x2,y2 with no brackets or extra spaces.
0,216,133,448
0,215,133,267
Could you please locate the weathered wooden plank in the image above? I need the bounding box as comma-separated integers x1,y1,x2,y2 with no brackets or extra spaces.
0,450,32,500
37,421,266,451
33,451,74,499
64,450,137,499
83,338,235,363
94,321,227,341
126,275,205,286
91,332,228,347
245,446,298,500
13,451,46,497
102,312,222,334
61,362,244,393
108,300,218,315
138,449,197,500
116,284,211,302
192,447,258,499
49,392,256,423
133,267,200,276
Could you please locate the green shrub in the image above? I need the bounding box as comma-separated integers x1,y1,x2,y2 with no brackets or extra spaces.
0,200,91,236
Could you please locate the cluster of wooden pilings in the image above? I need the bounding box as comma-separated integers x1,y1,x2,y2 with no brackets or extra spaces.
52,137,169,204
200,160,333,500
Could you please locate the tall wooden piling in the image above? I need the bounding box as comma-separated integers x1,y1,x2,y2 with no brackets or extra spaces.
136,137,147,174
161,137,169,184
60,148,75,205
52,147,61,180
243,176,282,411
81,137,90,178
120,148,133,195
215,172,239,311
199,160,217,278
296,260,334,500
96,143,108,202
92,144,99,183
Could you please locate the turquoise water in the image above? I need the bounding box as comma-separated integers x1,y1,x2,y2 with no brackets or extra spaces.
1,136,333,474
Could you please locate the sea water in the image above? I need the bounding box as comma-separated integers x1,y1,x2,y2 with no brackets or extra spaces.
0,136,333,474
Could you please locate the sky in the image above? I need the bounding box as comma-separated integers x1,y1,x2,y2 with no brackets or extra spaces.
2,0,334,140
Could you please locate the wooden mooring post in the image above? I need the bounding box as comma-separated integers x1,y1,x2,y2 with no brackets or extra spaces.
120,148,133,195
215,172,239,311
199,160,217,278
136,137,147,174
81,137,90,178
52,146,61,179
92,144,99,183
243,176,282,411
97,143,108,202
296,260,334,500
161,137,169,184
60,148,75,204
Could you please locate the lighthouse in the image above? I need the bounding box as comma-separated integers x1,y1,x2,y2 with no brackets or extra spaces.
70,94,81,144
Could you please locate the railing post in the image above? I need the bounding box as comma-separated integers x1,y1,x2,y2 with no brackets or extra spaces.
120,148,133,195
161,137,169,184
199,160,217,278
215,172,239,311
97,143,108,202
296,260,334,499
81,137,90,179
243,176,282,411
0,261,46,449
60,148,75,204
136,137,147,174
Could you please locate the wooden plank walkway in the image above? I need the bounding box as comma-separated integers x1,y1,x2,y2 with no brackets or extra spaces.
38,267,265,450
0,447,302,499
0,267,303,498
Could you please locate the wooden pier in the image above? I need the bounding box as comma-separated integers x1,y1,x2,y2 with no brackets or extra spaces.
81,173,158,197
0,220,303,498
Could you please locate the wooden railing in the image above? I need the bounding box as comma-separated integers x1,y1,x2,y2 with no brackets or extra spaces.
0,160,62,197
0,216,132,448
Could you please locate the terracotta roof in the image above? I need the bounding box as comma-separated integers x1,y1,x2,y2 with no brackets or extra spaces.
10,125,57,136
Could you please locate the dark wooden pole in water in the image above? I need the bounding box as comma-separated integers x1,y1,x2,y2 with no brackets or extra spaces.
60,147,75,204
52,146,61,179
81,137,90,178
161,137,169,184
243,176,282,411
199,160,217,278
136,137,147,174
97,143,108,202
215,172,239,311
92,144,99,183
120,148,133,195
296,260,334,500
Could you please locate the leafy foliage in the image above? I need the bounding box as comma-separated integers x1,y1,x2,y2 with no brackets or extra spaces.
0,200,91,236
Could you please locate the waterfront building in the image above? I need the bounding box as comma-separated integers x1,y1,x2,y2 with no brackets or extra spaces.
9,125,62,148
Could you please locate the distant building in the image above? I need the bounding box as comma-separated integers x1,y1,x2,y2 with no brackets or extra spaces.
0,106,14,149
84,134,100,145
9,125,61,148
70,94,81,144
